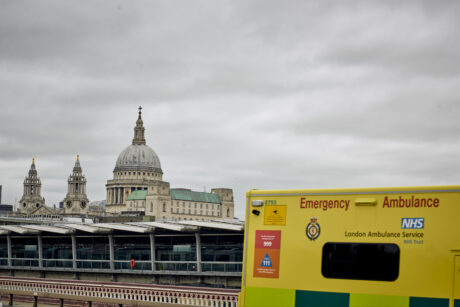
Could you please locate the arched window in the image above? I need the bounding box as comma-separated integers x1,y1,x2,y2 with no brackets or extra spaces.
150,203,153,211
227,208,230,217
163,203,166,212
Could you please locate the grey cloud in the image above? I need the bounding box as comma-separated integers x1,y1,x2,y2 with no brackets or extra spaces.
0,1,141,62
1,0,460,218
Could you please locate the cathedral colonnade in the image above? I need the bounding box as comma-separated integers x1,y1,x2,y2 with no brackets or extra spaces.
107,187,124,204
107,187,147,204
110,187,122,205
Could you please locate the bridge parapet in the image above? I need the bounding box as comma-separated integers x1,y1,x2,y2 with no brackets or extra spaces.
0,277,239,307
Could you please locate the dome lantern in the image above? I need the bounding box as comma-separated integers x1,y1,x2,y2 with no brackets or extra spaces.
113,107,162,174
132,106,146,145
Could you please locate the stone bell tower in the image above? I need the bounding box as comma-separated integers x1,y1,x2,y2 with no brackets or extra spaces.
19,158,45,214
62,155,89,215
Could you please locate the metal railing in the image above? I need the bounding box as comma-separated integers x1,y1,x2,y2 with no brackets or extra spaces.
1,258,243,274
43,259,73,268
114,260,152,270
0,276,239,307
76,259,110,269
11,258,39,267
155,261,198,271
0,258,7,266
202,262,242,272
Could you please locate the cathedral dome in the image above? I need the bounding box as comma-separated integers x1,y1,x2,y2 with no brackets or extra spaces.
114,144,162,173
113,107,162,174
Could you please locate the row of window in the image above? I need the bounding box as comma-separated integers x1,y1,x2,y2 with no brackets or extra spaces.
0,235,244,263
115,171,160,178
128,201,145,208
161,203,231,217
170,217,213,222
170,208,220,217
22,202,41,208
131,202,230,218
174,201,219,210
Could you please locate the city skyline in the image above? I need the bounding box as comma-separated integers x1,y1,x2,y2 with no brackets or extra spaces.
1,1,460,219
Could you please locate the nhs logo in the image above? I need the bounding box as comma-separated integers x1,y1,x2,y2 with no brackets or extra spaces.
401,218,424,229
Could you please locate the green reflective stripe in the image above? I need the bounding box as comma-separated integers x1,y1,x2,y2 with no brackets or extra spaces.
295,290,349,307
245,287,295,307
350,293,409,307
409,297,449,307
243,288,453,307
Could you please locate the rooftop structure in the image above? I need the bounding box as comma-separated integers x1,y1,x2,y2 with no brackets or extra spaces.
0,218,244,288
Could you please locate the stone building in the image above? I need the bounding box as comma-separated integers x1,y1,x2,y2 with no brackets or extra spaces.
168,188,234,221
106,107,235,221
18,159,46,214
105,107,167,214
17,159,62,217
62,155,90,215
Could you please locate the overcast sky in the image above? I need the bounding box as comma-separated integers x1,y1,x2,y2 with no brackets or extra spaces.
1,1,459,218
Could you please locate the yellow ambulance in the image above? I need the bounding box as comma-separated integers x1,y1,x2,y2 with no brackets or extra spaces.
239,186,460,307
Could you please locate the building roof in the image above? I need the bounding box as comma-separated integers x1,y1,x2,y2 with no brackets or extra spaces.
126,190,147,200
21,225,74,234
171,189,221,204
62,223,111,233
0,218,243,234
115,144,162,173
135,221,197,232
92,223,152,233
114,108,162,173
178,220,243,231
0,225,40,234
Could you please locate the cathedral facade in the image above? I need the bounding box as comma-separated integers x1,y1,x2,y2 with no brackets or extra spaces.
15,107,235,221
106,107,235,221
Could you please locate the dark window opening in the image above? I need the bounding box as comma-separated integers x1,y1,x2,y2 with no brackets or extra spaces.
322,242,400,281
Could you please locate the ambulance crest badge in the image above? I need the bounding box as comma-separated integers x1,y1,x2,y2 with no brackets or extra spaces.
306,217,320,241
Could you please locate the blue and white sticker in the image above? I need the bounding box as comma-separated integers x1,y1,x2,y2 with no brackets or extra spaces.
261,253,273,267
401,218,424,229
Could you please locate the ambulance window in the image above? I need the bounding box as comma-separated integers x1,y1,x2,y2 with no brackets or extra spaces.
321,242,399,281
